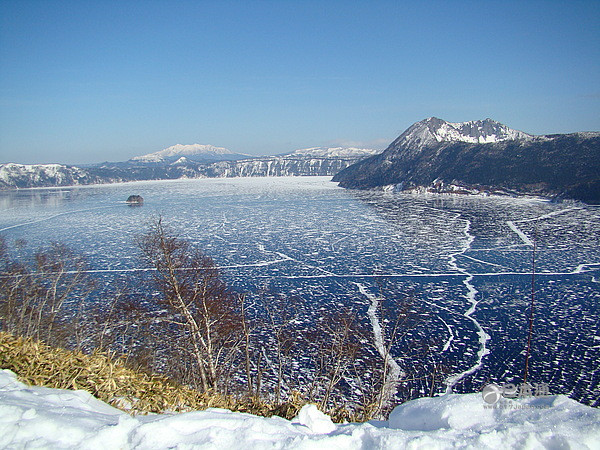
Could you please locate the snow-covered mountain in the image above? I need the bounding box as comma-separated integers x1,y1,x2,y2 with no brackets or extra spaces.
205,157,357,177
85,145,382,181
334,118,600,203
389,117,534,155
131,144,248,163
129,144,379,166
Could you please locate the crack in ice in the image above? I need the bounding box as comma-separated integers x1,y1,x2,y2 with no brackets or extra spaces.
444,216,490,393
506,207,584,247
0,205,117,233
352,282,403,409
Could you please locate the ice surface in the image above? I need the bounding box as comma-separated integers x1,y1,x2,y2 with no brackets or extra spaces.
0,177,598,405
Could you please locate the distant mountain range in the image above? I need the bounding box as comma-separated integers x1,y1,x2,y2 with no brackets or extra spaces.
2,119,599,203
333,118,600,203
0,146,380,189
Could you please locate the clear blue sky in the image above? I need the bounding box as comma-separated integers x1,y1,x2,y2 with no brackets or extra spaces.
1,0,598,165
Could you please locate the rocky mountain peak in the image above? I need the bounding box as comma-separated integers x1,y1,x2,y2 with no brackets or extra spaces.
388,117,534,153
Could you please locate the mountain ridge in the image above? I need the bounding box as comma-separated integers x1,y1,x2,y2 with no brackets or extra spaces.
0,163,105,189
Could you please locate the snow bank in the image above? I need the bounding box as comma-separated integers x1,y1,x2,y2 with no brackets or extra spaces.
1,369,598,449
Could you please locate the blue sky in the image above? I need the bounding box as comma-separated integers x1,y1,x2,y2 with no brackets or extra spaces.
1,0,598,165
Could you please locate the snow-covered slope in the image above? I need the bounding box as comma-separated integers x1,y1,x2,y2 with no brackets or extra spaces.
206,157,359,177
1,369,598,449
287,146,380,158
204,147,381,178
0,163,104,188
131,144,247,163
390,117,534,153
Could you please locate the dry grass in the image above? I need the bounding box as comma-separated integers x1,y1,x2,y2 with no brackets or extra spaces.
0,332,362,421
0,331,304,418
0,331,229,414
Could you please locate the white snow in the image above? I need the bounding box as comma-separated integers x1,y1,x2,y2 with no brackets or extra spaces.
292,404,336,434
1,369,598,449
443,119,533,144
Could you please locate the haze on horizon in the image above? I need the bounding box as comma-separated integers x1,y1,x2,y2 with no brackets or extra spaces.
0,0,598,166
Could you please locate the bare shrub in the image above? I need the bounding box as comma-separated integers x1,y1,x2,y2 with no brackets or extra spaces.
0,237,94,348
307,307,363,410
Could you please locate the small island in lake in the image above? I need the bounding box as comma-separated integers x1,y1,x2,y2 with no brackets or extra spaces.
126,195,144,205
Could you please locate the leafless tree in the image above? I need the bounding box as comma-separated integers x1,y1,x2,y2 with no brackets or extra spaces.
237,293,268,398
137,217,243,393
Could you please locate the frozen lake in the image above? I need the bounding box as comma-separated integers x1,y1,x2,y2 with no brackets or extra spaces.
1,176,599,405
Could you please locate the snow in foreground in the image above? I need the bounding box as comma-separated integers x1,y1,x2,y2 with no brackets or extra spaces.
0,370,598,449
